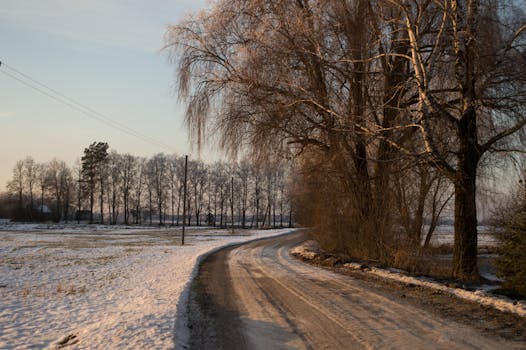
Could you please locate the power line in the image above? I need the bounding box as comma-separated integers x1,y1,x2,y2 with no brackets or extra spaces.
0,60,176,151
2,61,155,143
0,59,176,152
0,68,171,150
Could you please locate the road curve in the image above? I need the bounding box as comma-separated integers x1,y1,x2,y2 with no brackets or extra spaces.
187,232,523,350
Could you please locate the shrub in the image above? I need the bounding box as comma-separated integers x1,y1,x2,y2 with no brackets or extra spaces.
494,194,526,298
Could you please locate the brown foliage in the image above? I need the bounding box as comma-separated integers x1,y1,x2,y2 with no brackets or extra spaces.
165,0,526,280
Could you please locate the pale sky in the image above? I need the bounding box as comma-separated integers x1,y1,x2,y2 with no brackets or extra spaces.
0,0,212,191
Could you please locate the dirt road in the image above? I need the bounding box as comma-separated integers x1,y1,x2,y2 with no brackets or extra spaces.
187,232,525,349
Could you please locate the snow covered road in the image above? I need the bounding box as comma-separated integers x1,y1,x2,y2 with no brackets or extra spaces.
187,232,525,350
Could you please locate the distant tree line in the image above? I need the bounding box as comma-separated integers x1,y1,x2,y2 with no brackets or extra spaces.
4,157,73,222
1,142,293,228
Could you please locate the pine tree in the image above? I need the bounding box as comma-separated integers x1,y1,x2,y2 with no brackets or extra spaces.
81,142,109,224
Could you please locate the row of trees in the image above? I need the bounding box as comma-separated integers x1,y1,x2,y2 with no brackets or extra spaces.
6,157,74,222
3,143,293,228
165,0,526,280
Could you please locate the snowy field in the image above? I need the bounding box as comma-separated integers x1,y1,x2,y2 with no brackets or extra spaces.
0,225,294,349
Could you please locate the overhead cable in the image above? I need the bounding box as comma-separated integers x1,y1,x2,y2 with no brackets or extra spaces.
0,59,176,152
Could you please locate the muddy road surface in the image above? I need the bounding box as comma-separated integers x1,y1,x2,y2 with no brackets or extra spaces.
187,232,524,349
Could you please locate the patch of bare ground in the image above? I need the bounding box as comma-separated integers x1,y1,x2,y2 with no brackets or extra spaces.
291,242,526,343
54,334,79,349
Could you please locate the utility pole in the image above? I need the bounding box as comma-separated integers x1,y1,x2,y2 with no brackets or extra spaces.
182,155,188,245
231,176,234,233
77,169,82,224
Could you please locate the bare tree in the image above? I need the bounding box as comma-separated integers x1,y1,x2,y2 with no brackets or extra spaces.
7,160,25,220
209,162,225,226
37,162,47,218
167,155,178,226
73,161,83,223
46,159,72,222
132,157,146,224
121,154,136,225
394,0,526,278
175,156,187,226
237,159,251,228
166,0,526,280
165,0,405,254
107,151,122,225
252,165,262,228
23,157,37,219
187,160,207,226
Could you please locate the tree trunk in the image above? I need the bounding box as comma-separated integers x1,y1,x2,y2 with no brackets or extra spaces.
453,169,478,280
149,191,152,225
288,202,293,228
42,185,45,218
90,181,94,224
29,187,34,221
187,198,191,226
213,189,217,227
171,186,175,226
176,189,181,226
55,185,61,223
112,189,117,225
255,197,259,229
280,188,283,228
124,191,128,225
100,177,104,225
250,211,255,228
159,202,163,226
452,110,480,280
65,185,71,223
231,177,234,230
220,197,224,227
273,204,276,229
76,175,81,224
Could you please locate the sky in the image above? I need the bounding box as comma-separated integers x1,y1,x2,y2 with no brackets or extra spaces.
0,0,212,191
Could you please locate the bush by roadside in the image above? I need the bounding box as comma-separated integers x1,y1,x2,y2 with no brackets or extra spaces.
494,201,526,299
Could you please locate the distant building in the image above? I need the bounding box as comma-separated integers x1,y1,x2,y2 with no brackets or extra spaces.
31,204,52,221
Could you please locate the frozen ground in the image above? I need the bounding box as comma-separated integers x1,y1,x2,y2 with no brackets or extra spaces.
0,225,293,349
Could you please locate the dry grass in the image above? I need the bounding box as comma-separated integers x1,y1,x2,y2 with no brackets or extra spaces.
56,282,87,295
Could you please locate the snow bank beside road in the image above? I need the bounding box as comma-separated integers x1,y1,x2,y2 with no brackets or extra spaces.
0,228,294,349
291,241,526,318
352,264,526,317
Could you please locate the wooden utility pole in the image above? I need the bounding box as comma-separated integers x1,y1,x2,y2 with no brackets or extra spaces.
182,155,188,245
231,176,234,233
77,168,83,224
